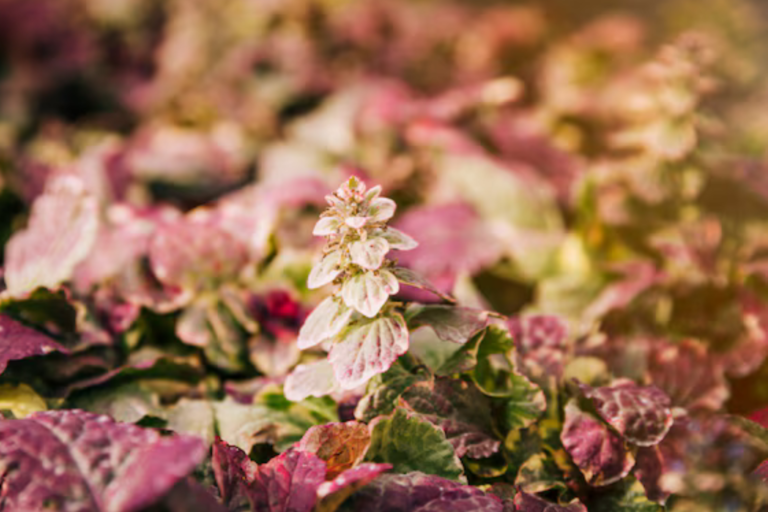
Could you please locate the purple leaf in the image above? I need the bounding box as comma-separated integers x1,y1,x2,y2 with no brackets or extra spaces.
212,437,255,510
646,339,728,412
212,439,327,512
0,409,206,512
315,463,392,511
579,379,673,447
0,314,69,375
407,306,489,344
507,314,568,377
149,209,249,294
4,175,99,298
343,472,504,512
514,491,587,512
633,446,671,504
393,203,504,291
561,400,635,487
398,378,500,459
246,449,327,512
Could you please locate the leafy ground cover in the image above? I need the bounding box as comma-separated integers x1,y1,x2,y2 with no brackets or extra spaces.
3,0,768,510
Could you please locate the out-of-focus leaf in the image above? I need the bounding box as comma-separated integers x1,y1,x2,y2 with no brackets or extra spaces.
298,297,353,350
341,472,504,512
646,339,729,412
508,314,568,378
0,409,206,512
349,238,390,270
0,382,47,418
341,269,399,318
365,408,465,482
4,176,99,298
309,250,345,290
406,305,489,344
588,478,664,512
329,313,409,389
500,372,547,431
373,227,418,251
561,400,635,487
149,209,249,294
394,203,504,291
579,380,673,447
298,421,371,479
514,491,587,512
315,464,392,512
399,377,500,459
285,359,339,402
515,453,569,496
390,267,455,302
0,313,69,375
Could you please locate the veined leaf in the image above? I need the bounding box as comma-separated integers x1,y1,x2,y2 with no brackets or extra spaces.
329,313,409,389
298,296,353,349
349,237,390,270
308,250,345,289
341,269,399,318
365,408,465,482
284,359,339,402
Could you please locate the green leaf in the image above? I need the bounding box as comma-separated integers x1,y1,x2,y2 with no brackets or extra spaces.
515,453,569,496
355,362,431,423
588,478,664,512
365,407,465,482
501,372,547,430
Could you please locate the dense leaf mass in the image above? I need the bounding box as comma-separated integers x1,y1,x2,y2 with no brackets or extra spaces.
2,0,768,510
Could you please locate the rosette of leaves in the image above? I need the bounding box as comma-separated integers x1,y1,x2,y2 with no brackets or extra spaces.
285,177,422,397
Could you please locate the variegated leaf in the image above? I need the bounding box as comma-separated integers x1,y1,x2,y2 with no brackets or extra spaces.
341,270,399,318
329,313,409,389
298,297,354,349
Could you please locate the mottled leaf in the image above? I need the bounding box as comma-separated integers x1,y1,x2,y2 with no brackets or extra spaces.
329,313,409,389
399,377,499,459
4,176,99,298
354,363,431,422
514,492,587,512
149,210,249,293
298,297,354,350
298,421,371,479
646,339,728,412
248,449,327,512
501,372,547,430
349,238,390,270
343,472,503,512
561,400,635,487
0,409,206,512
580,380,673,447
365,408,465,482
341,269,399,318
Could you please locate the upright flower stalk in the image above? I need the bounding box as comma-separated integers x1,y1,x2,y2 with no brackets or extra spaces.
286,177,419,398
